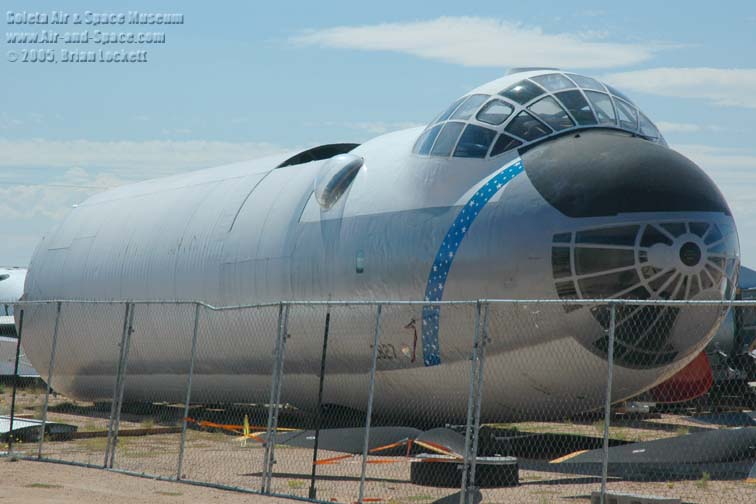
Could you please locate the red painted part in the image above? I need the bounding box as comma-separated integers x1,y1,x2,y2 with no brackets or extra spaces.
649,352,713,403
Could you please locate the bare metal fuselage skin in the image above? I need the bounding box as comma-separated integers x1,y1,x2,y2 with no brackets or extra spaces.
20,71,739,421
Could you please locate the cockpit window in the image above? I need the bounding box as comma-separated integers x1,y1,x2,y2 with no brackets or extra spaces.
413,123,443,155
414,71,664,159
476,99,514,125
605,84,634,104
639,113,660,139
430,121,465,156
554,90,597,125
528,96,575,131
450,94,489,120
500,80,545,105
585,91,616,125
489,134,522,157
454,124,497,158
565,73,604,91
531,73,574,92
436,96,467,123
615,99,638,130
505,111,551,141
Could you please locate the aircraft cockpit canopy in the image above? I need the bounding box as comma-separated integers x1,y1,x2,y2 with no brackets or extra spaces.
413,71,665,159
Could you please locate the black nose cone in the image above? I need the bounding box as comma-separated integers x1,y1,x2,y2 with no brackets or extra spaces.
521,130,731,218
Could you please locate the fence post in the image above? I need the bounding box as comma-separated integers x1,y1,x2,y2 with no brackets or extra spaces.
262,302,290,494
37,301,62,459
308,307,331,500
357,304,383,504
105,302,135,469
7,309,24,455
460,301,484,504
176,302,201,480
104,303,132,467
468,302,490,495
600,302,617,504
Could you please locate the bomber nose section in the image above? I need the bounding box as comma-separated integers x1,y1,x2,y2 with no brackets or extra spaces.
523,130,739,370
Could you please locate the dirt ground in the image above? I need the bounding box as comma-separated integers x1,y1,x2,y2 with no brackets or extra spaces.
2,385,756,503
1,458,283,504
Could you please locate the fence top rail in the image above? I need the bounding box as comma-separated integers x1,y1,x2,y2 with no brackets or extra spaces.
11,298,756,310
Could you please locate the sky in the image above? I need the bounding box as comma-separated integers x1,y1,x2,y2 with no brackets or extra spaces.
2,1,756,266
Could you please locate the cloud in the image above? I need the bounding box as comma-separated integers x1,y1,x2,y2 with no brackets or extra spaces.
0,138,289,177
603,68,756,108
321,120,424,134
656,122,725,134
657,122,703,134
291,17,655,69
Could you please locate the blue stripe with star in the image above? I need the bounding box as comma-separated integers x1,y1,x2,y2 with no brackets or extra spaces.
421,158,525,366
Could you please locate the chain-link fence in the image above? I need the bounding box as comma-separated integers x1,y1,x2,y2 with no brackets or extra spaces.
2,299,755,504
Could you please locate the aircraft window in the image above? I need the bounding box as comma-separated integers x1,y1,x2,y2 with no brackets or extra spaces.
528,96,575,131
413,123,443,155
578,269,641,298
505,111,551,141
575,248,635,275
436,97,467,123
499,80,545,105
565,73,605,91
689,222,709,237
585,91,616,125
576,225,639,246
639,113,660,139
641,225,673,247
552,247,572,278
531,73,574,92
453,124,497,158
476,99,514,125
430,121,465,156
450,94,490,120
489,134,523,157
615,99,638,130
554,91,597,125
605,84,634,104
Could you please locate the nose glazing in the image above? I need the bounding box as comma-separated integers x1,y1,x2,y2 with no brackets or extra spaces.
527,129,739,369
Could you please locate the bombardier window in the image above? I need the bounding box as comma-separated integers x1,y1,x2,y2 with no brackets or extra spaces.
450,94,489,120
531,73,574,92
489,134,522,157
476,99,514,125
554,91,597,125
565,73,604,91
615,99,638,130
585,91,616,125
500,80,544,105
505,111,551,141
431,121,465,156
528,96,575,131
454,124,497,158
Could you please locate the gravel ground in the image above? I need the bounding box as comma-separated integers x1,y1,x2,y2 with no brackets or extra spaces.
2,386,755,503
1,458,284,504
